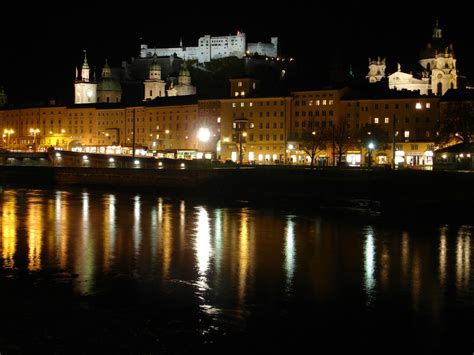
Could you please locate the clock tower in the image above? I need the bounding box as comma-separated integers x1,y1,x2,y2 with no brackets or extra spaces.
74,50,97,104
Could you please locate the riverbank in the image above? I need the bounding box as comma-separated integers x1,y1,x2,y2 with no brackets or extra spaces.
1,164,473,217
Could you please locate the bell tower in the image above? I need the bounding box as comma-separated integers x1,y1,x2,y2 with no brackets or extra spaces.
74,50,97,104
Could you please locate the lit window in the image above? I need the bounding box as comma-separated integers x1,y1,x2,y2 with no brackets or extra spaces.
374,117,379,124
384,117,389,124
316,100,320,106
238,81,242,87
329,100,334,105
240,102,244,107
250,102,253,107
250,123,255,128
426,103,431,108
235,92,239,97
217,117,221,123
309,100,313,106
404,131,410,138
241,91,245,96
322,100,327,105
232,103,236,108
415,102,422,109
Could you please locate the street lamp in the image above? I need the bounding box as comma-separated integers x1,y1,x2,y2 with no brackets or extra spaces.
368,142,375,169
3,129,14,149
29,128,40,151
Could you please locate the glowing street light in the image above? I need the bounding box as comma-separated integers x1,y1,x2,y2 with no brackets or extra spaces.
3,129,14,148
368,142,375,169
197,127,211,142
29,128,40,150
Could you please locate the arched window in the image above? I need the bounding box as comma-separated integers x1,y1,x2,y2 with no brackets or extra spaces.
437,82,443,96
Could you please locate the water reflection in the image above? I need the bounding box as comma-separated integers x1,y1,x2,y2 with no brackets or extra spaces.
55,191,69,269
238,209,250,305
1,191,17,269
194,206,211,291
102,194,116,271
456,226,471,291
0,187,473,352
27,197,42,271
284,216,296,293
439,226,448,287
133,195,141,259
76,192,94,294
364,226,376,303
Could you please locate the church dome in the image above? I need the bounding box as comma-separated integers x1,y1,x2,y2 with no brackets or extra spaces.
179,63,190,77
150,60,161,71
97,77,121,92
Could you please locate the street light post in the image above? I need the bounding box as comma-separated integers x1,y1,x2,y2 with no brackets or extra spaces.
239,131,247,165
3,129,14,149
368,142,375,169
29,128,40,151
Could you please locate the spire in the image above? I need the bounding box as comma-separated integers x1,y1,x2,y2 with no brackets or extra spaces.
102,58,111,78
433,20,442,39
81,50,90,82
82,50,89,69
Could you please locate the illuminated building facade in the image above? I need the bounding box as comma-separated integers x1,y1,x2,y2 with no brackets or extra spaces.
140,32,278,64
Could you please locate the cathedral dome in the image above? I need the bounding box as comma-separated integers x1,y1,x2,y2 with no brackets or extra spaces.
179,63,190,77
150,61,161,71
97,77,121,92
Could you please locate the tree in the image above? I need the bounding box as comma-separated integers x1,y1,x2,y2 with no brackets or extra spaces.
332,117,354,166
299,126,328,168
438,101,474,145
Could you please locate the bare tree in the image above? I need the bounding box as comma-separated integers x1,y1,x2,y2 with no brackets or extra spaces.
439,101,474,145
299,126,328,168
332,117,354,166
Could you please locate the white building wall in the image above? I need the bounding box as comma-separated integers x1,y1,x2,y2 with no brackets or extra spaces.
75,83,97,104
144,81,166,100
139,33,275,63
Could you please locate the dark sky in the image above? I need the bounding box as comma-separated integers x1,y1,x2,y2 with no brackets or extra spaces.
0,3,471,104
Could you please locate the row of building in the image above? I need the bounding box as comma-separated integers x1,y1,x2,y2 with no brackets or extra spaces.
0,77,445,167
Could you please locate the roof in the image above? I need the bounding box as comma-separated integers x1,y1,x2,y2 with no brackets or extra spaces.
436,143,474,154
440,89,474,102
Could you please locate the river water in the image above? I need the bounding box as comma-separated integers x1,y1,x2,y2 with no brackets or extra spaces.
0,187,472,353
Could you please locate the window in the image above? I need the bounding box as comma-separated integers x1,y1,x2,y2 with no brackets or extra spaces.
241,102,244,107
411,144,418,150
250,102,253,107
235,92,239,97
217,117,221,123
384,117,389,124
415,102,422,109
232,103,236,108
404,131,410,138
323,100,327,105
374,117,379,124
426,103,431,108
328,100,334,105
238,81,242,87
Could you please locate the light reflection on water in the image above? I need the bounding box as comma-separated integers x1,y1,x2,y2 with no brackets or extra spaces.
0,188,473,351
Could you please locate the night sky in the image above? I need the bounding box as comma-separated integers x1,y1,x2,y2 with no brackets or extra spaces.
0,3,471,104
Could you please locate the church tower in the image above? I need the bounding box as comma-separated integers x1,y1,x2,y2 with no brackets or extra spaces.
168,61,196,97
144,53,166,100
366,57,386,83
97,59,122,103
74,50,97,104
419,21,457,96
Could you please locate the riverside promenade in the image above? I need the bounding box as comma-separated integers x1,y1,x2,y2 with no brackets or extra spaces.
1,151,473,217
